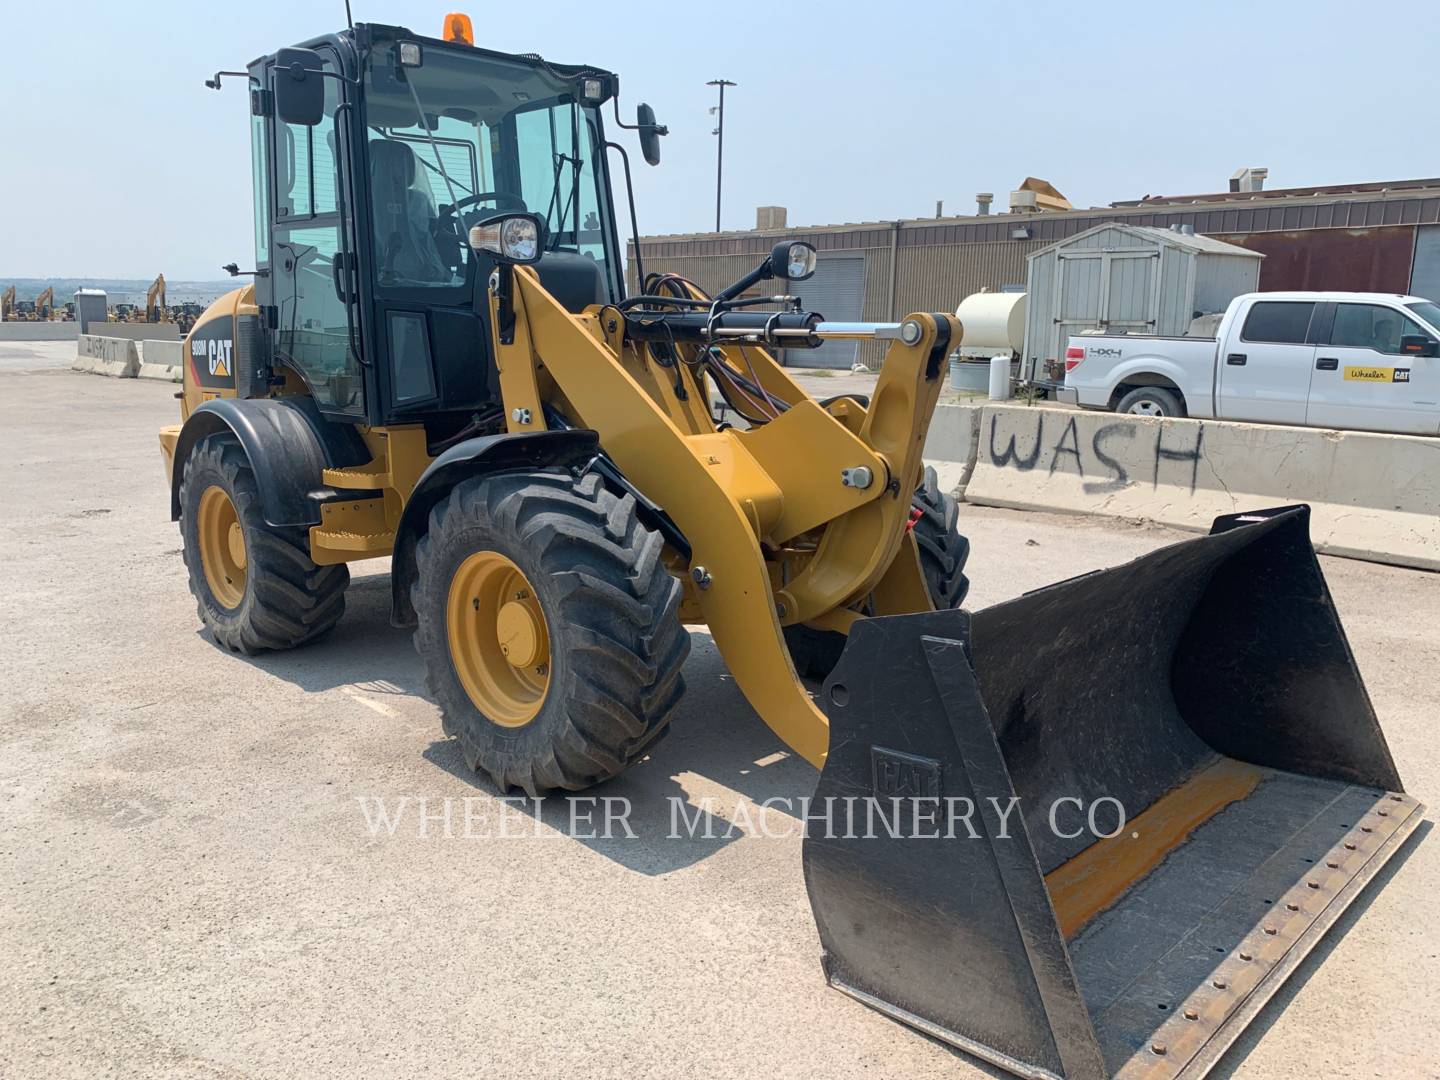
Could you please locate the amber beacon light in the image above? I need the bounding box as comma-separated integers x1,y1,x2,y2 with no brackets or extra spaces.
443,12,474,44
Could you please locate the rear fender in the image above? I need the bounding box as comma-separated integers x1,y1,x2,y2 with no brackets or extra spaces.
169,397,369,527
388,429,600,627
1103,356,1193,403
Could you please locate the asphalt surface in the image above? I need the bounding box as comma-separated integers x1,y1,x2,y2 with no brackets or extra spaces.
2,342,1436,1079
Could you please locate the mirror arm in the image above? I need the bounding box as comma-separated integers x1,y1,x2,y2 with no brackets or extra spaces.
610,95,667,135
221,263,269,278
712,261,771,305
204,70,255,91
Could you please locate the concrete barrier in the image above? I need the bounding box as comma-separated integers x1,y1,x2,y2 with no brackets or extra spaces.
923,403,981,495
959,404,1439,571
73,335,140,378
87,322,182,341
0,322,80,341
138,339,184,382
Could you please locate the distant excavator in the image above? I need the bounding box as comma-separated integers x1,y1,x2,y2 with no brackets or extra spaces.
146,274,169,323
0,285,14,321
33,287,56,320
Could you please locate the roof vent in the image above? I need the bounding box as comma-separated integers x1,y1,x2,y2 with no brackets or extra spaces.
755,206,787,230
976,192,993,216
1229,167,1268,193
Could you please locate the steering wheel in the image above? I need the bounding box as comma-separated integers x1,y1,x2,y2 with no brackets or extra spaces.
439,191,528,221
435,192,530,270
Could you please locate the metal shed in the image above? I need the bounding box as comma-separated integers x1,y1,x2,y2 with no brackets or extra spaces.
1021,223,1262,382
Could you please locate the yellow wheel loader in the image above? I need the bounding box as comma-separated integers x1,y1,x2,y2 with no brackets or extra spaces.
161,19,1421,1079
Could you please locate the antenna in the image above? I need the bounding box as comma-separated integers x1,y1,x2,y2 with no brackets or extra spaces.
344,0,354,29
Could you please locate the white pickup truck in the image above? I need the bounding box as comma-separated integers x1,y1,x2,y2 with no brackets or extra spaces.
1057,291,1440,435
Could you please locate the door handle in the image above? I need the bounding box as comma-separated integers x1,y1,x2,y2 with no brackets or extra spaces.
1316,357,1339,371
1226,353,1247,366
331,255,347,302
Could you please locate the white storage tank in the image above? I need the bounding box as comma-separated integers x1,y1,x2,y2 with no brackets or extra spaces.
950,291,1027,393
1021,222,1262,384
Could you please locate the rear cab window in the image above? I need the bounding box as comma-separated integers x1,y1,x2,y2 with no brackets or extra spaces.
1240,301,1315,344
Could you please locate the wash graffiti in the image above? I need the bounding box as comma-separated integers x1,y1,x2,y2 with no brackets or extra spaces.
986,412,1204,496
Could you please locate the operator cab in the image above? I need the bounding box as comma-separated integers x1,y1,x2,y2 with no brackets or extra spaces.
242,23,629,431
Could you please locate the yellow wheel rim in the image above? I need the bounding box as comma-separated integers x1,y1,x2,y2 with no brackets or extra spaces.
446,551,551,727
197,485,247,609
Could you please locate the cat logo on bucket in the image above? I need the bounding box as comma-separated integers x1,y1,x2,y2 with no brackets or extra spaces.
1343,365,1410,383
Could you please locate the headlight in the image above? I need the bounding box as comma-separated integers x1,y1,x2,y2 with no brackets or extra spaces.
468,213,543,265
499,216,538,261
785,242,817,281
768,239,817,282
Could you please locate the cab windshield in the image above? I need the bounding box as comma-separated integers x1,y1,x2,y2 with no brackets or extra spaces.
363,41,617,296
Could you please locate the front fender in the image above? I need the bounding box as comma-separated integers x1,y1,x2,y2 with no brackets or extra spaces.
169,397,368,527
389,429,600,627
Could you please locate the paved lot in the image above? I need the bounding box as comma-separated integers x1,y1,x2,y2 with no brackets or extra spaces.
2,345,1436,1078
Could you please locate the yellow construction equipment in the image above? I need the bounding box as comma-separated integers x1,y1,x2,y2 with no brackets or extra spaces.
1,285,15,321
160,20,1421,1079
145,273,169,323
33,287,55,320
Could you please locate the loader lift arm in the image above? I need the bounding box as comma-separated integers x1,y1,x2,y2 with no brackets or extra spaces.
493,259,956,766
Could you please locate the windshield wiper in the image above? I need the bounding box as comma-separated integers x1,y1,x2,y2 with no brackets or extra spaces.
400,76,466,249
541,152,582,251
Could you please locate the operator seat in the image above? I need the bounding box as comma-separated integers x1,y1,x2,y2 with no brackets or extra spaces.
369,139,452,285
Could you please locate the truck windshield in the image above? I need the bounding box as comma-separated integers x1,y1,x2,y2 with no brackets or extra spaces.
363,41,616,294
1405,300,1440,335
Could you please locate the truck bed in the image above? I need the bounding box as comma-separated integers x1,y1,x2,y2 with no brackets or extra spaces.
1064,333,1219,414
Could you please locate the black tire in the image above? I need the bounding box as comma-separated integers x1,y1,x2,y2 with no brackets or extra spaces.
412,470,689,795
912,464,971,610
1115,386,1185,418
179,433,349,654
784,466,970,680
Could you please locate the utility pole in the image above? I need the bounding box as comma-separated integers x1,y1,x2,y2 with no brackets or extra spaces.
707,78,736,233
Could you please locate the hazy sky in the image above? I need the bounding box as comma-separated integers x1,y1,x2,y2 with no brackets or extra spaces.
4,0,1437,279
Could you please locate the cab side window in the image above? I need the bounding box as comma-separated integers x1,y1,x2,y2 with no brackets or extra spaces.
1331,304,1430,355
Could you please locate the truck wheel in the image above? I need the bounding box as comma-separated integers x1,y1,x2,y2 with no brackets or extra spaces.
785,467,970,680
413,470,689,795
1116,386,1185,418
180,433,349,654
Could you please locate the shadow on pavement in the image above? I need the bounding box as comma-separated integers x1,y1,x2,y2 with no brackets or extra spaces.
223,567,821,876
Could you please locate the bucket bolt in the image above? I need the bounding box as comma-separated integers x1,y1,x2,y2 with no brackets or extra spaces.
840,466,873,489
691,566,712,590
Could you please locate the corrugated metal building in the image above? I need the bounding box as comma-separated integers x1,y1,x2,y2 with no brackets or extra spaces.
629,176,1440,368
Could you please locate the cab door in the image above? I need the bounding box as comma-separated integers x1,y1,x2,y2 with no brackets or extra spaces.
267,46,365,417
1216,299,1316,424
1308,302,1439,434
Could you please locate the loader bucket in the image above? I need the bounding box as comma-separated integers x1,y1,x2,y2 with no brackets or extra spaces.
803,505,1422,1080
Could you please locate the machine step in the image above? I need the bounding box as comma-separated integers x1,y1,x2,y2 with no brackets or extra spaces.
322,464,388,489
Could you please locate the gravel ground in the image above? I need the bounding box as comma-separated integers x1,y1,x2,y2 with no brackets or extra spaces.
2,344,1435,1079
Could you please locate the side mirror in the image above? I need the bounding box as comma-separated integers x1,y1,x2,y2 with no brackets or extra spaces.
636,103,666,166
468,212,544,265
274,47,326,126
1399,333,1439,358
768,241,817,282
